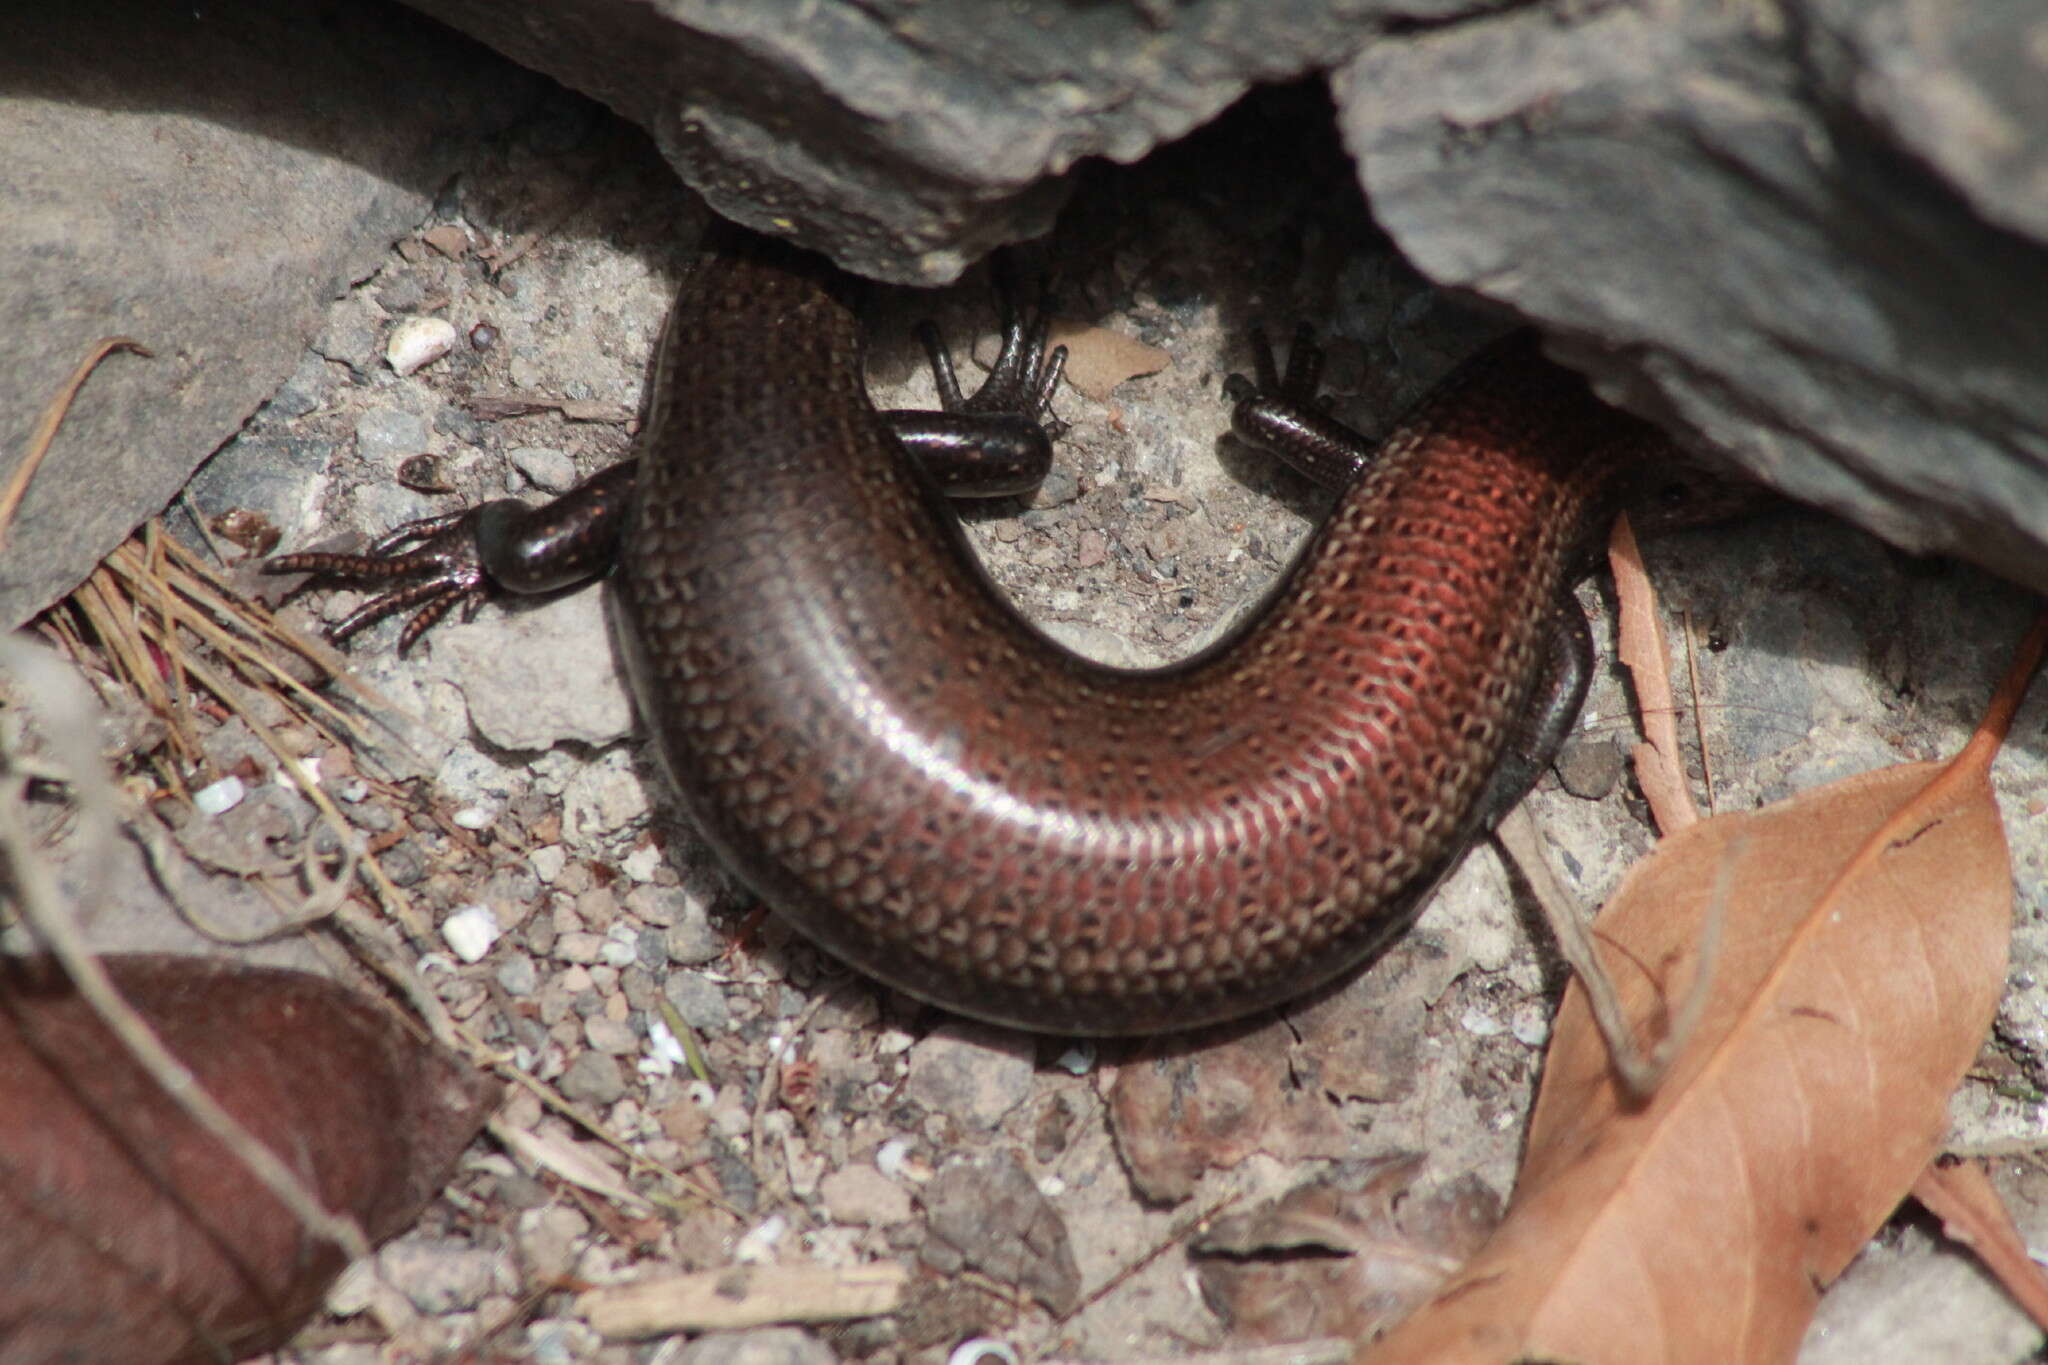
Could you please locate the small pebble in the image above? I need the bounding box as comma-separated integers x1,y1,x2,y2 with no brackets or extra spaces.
1052,1042,1095,1075
1554,734,1627,800
1511,1003,1552,1047
274,755,321,792
600,924,639,968
733,1214,787,1264
442,904,501,964
1461,1008,1506,1038
905,1021,1034,1129
377,1237,501,1314
643,1014,688,1069
559,1050,625,1106
583,1015,638,1056
452,805,496,831
508,445,578,492
555,931,605,964
621,843,664,881
192,775,246,815
380,841,428,888
874,1139,914,1180
386,316,459,375
496,954,539,996
662,906,725,966
949,1340,1021,1365
530,845,567,883
663,970,729,1031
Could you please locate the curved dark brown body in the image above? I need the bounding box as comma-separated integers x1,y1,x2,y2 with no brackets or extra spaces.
615,238,1665,1034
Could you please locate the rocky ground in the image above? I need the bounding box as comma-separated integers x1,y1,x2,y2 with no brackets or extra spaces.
26,87,2048,1365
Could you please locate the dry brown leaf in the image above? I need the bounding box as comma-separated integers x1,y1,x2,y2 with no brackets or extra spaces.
1360,615,2039,1364
1911,1158,2048,1328
1047,319,1169,400
1610,512,1698,833
0,954,498,1365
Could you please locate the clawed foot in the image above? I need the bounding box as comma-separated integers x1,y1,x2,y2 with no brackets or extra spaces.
917,254,1068,433
265,506,496,654
881,255,1068,498
1224,321,1325,410
1223,323,1371,493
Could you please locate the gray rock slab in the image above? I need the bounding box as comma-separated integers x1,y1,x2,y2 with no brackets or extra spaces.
399,0,1412,283
1332,0,2048,595
431,589,635,750
0,0,541,631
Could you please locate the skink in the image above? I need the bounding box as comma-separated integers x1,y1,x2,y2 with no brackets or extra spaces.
273,229,1676,1034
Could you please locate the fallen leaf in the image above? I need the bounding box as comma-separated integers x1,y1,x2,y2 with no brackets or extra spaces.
1047,320,1169,400
1911,1158,2048,1329
1610,512,1698,833
1360,612,2040,1364
0,954,498,1365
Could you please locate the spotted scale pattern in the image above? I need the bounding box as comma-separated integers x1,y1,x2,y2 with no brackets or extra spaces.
615,234,1671,1034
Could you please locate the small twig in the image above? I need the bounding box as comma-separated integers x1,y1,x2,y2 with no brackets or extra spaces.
1682,607,1716,815
0,336,151,551
1494,806,1730,1100
1609,514,1700,833
1912,1158,2048,1329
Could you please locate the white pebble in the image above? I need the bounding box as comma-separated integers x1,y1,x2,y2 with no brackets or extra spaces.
442,904,501,963
600,924,639,968
1461,1007,1506,1038
639,1015,686,1076
275,756,321,793
386,316,458,375
1053,1042,1096,1075
950,1340,1020,1365
193,774,246,815
1511,1004,1552,1048
874,1138,913,1180
451,804,496,830
529,845,567,882
621,843,664,881
733,1215,787,1263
